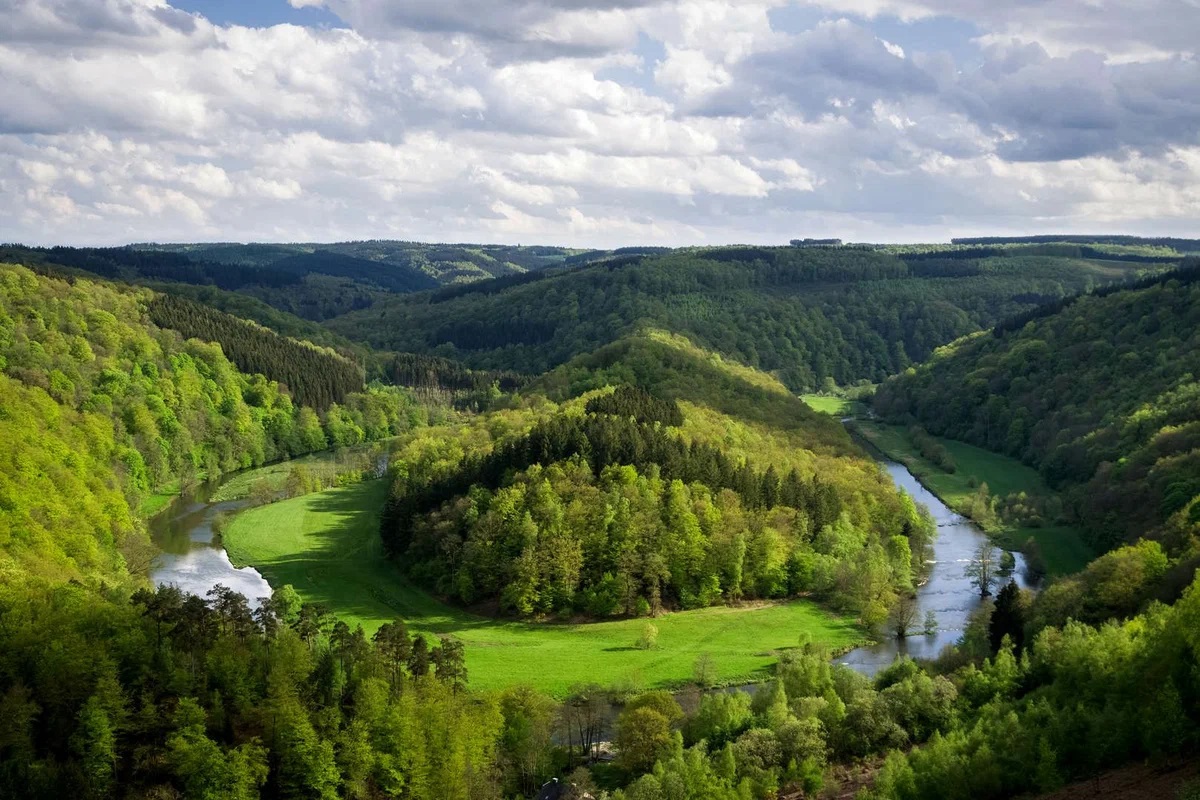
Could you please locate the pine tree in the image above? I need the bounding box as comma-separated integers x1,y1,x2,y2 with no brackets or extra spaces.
989,580,1024,653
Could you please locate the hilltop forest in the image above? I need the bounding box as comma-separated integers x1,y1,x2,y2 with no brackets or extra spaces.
327,245,1163,391
0,238,1198,800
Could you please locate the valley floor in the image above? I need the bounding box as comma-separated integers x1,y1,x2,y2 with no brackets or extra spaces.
223,479,868,697
848,421,1094,576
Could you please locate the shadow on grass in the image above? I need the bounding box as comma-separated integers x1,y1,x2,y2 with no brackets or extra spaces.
245,479,504,636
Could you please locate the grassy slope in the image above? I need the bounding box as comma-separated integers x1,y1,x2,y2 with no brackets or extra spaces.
851,421,1093,575
206,439,393,504
223,480,866,697
800,395,852,416
140,481,181,518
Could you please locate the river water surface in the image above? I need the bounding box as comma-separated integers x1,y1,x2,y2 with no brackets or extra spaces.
838,460,1033,673
150,483,271,605
150,452,1029,675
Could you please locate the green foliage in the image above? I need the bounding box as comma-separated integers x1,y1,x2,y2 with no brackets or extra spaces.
222,478,866,695
0,581,505,800
395,455,917,620
383,339,931,623
328,246,1148,392
147,294,364,409
1027,539,1171,631
864,572,1200,800
586,384,685,426
875,267,1200,553
852,421,1094,576
637,624,660,651
0,263,419,581
988,580,1025,653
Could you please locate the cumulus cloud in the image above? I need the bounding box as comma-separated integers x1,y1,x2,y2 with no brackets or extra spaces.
798,0,1200,60
0,0,1197,247
294,0,658,60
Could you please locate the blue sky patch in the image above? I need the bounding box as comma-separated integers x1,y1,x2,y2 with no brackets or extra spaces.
172,0,344,28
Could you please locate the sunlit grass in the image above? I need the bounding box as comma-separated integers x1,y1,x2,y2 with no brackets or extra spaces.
799,395,851,415
224,480,867,697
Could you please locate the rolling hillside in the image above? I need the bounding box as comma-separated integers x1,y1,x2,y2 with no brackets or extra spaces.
0,263,418,582
875,262,1200,553
326,244,1164,392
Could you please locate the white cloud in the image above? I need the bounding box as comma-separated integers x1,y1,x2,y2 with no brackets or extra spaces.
0,0,1197,247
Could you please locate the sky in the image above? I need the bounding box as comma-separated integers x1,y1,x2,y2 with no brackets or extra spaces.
1,0,1198,248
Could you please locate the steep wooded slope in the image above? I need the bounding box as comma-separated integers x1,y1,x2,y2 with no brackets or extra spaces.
0,264,418,582
874,263,1200,552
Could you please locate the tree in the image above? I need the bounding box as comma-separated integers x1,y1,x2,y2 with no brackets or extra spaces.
409,634,431,677
989,580,1025,653
373,620,412,685
270,696,341,800
168,699,268,800
271,584,303,627
563,684,608,765
636,623,659,650
433,636,468,693
693,653,717,688
615,707,673,773
71,696,116,798
889,593,921,638
965,544,999,597
500,686,559,795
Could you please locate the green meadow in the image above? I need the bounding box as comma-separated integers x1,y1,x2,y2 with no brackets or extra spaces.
799,394,852,415
223,479,867,697
851,421,1093,575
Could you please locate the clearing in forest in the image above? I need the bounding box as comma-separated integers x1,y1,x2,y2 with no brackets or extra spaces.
224,479,866,696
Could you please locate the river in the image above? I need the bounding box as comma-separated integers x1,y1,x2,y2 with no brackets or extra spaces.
838,460,1034,673
150,450,1031,676
150,481,271,605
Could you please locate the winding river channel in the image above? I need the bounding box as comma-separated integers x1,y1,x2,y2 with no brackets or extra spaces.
151,483,271,605
150,451,1031,677
838,460,1033,673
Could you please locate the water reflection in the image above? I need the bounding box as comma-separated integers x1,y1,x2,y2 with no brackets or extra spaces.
838,461,1034,674
149,484,271,606
149,446,391,607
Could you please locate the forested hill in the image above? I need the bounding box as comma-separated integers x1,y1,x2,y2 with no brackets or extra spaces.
535,329,854,454
0,242,612,323
874,263,1200,553
146,294,364,409
382,330,932,625
0,263,420,582
326,244,1165,393
139,240,600,284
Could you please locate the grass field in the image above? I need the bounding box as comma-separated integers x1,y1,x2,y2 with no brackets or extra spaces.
799,395,851,415
141,480,181,518
208,440,392,504
851,421,1094,576
223,480,867,697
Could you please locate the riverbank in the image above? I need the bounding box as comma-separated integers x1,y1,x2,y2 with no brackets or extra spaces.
222,478,868,697
849,421,1093,576
141,438,398,521
156,432,1028,693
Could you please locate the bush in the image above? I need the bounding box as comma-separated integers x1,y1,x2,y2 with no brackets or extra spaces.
636,623,659,650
